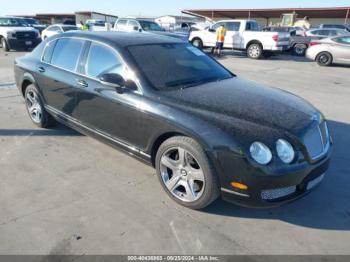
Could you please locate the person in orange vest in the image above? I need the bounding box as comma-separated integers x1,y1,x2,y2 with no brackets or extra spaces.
214,24,226,57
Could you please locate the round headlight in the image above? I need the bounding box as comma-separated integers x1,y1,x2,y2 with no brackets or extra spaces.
250,142,272,165
276,139,295,164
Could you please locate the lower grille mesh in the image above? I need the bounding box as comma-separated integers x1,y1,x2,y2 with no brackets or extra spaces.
261,186,296,200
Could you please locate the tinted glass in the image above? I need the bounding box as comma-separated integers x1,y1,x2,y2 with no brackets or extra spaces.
42,40,57,63
225,22,240,31
128,43,233,90
245,22,259,31
117,19,127,26
335,36,350,44
51,38,84,71
86,43,124,78
62,26,78,32
211,22,225,31
48,26,60,32
139,21,163,31
0,18,25,27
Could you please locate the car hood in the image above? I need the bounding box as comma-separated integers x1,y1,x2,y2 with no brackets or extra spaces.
158,77,319,137
5,26,37,32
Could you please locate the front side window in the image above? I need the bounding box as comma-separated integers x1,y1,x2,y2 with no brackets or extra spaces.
128,20,139,29
85,42,124,78
128,43,233,91
51,38,85,71
225,22,241,32
116,19,127,29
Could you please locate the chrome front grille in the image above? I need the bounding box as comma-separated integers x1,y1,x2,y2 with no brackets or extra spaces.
303,121,329,160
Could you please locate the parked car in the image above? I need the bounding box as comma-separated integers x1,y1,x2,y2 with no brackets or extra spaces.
21,18,47,33
189,19,291,59
305,28,349,38
41,24,79,40
0,16,41,51
14,31,331,209
319,23,350,32
114,18,188,41
306,36,350,66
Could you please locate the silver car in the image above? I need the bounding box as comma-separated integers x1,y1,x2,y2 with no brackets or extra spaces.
305,28,349,38
306,36,350,66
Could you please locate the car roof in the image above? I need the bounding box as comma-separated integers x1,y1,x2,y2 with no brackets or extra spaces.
55,31,183,47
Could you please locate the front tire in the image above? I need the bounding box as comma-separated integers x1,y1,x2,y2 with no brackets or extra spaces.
247,43,263,59
316,52,333,66
24,84,56,128
156,136,220,209
191,38,203,50
1,38,9,52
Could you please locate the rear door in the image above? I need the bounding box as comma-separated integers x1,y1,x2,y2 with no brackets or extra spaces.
35,37,86,116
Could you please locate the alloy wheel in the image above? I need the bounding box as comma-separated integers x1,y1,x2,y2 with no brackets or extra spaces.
26,90,42,123
160,147,205,202
319,54,329,64
248,45,261,58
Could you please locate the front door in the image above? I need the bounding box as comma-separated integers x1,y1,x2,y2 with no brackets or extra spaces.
74,41,143,147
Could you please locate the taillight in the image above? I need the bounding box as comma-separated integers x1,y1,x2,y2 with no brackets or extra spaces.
272,34,279,42
309,41,320,47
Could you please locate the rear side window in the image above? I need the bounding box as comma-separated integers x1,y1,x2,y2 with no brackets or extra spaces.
42,40,57,63
334,36,350,44
51,38,85,71
116,19,127,29
245,22,259,31
85,42,124,78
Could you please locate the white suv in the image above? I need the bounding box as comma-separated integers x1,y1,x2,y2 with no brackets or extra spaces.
0,16,41,51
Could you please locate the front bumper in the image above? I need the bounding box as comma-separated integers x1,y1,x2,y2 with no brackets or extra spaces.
7,38,42,50
217,146,331,208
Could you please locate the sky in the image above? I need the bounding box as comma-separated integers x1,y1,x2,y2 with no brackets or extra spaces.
0,0,349,17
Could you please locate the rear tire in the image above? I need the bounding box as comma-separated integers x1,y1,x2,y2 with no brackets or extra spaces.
24,84,56,128
293,44,307,56
191,38,203,50
155,136,220,209
316,52,333,66
247,43,263,59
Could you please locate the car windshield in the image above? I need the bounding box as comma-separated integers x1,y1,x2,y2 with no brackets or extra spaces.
128,43,233,90
62,26,78,32
0,17,26,27
24,18,39,25
139,21,164,31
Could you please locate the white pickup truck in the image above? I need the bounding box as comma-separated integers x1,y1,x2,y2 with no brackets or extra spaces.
189,19,290,59
0,17,41,51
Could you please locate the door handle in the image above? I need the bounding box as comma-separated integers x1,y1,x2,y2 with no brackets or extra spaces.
38,66,45,73
76,79,88,88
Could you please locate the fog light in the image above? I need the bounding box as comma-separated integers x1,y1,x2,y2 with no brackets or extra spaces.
231,182,248,190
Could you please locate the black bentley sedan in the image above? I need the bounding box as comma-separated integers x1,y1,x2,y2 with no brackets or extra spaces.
14,31,332,209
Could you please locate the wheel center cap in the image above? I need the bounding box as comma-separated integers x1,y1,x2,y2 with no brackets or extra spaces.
180,169,187,177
